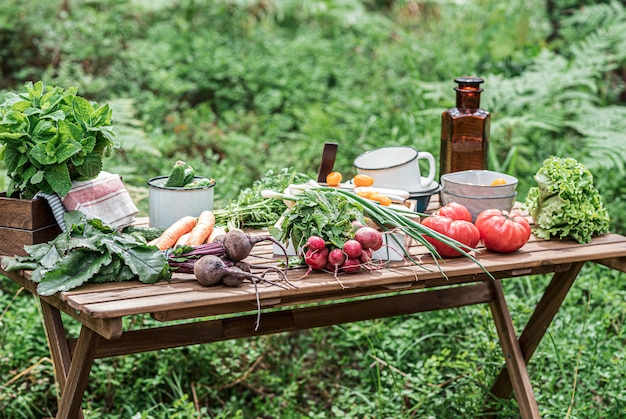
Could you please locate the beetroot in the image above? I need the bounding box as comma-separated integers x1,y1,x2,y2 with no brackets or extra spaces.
327,247,349,289
194,255,295,331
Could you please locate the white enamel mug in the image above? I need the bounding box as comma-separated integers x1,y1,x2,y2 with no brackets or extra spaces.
353,146,437,193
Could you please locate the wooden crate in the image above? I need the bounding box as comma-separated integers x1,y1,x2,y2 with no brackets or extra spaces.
0,192,62,257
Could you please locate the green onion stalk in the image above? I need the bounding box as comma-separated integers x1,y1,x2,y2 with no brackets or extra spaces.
262,186,494,279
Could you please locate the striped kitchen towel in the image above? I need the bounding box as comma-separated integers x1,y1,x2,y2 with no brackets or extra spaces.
61,171,139,230
33,192,68,232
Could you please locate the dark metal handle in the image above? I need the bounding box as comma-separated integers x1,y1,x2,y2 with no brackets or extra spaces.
317,142,338,183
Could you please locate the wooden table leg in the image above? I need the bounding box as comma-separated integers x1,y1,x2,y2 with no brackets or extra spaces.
40,301,85,419
489,261,584,401
51,324,99,419
487,280,541,419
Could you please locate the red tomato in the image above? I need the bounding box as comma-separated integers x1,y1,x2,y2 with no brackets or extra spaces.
474,209,531,253
421,215,481,258
433,202,472,222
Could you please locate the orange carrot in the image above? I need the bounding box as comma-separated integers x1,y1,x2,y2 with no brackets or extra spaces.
187,210,216,246
206,225,227,243
175,231,192,247
152,215,197,250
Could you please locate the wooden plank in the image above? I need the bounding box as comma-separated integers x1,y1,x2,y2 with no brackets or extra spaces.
70,282,496,358
6,234,626,322
55,237,626,320
0,223,62,257
594,256,626,273
152,264,571,322
0,192,58,229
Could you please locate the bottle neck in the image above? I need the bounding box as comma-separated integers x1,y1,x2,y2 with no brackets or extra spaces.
455,87,482,109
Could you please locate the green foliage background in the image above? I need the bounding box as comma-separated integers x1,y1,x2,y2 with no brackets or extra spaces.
1,0,625,417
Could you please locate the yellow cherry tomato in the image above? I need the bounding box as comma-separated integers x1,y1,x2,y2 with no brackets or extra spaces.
326,171,342,186
490,178,507,186
356,190,373,199
370,193,392,206
353,174,375,187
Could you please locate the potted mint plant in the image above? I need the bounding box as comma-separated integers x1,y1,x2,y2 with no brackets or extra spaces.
0,80,118,199
0,81,119,256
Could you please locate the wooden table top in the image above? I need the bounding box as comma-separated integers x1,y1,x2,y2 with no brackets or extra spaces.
4,203,626,326
8,231,626,322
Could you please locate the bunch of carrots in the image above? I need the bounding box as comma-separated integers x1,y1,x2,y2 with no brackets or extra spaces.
148,211,224,250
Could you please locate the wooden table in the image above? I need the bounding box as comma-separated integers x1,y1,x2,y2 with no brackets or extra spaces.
2,208,626,419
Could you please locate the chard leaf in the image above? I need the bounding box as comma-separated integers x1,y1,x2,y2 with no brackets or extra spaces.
101,239,169,284
36,251,112,296
0,256,38,272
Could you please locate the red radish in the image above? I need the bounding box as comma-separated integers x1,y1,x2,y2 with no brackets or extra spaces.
355,227,383,251
328,248,346,267
359,248,372,264
304,246,329,271
327,247,348,289
304,235,326,252
341,257,361,273
342,239,363,259
352,220,365,230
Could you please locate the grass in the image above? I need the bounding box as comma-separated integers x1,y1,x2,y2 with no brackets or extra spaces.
1,262,625,418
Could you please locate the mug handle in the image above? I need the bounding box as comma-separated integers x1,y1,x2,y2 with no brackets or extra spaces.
417,151,436,186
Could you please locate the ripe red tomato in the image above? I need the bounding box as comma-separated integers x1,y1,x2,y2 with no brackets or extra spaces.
433,202,472,222
474,209,531,253
421,215,480,258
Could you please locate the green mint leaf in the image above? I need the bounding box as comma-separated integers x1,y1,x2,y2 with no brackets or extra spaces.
30,170,44,184
42,109,66,122
54,139,82,163
30,143,57,165
44,162,72,197
90,103,112,127
71,96,94,124
75,152,102,179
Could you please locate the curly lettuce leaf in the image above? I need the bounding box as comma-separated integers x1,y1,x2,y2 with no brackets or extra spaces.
525,156,609,244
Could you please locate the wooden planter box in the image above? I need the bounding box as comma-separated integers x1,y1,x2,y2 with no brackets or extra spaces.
0,192,62,257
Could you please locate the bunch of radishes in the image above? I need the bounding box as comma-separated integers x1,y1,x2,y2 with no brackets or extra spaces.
302,226,384,287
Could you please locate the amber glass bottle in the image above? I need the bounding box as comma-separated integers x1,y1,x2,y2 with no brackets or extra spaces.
439,76,490,176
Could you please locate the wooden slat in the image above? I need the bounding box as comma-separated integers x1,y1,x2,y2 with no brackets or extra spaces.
70,282,496,359
594,256,626,273
46,234,626,320
152,263,572,322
